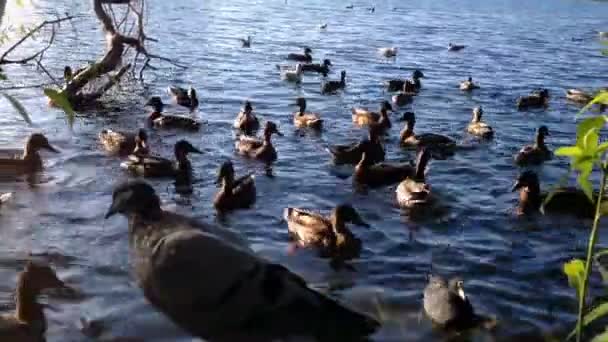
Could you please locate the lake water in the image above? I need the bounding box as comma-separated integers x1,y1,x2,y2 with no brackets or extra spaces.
1,0,608,341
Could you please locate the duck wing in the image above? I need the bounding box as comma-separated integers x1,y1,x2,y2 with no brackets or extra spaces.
167,86,188,98
384,80,405,91
154,115,201,130
326,142,361,164
235,136,264,154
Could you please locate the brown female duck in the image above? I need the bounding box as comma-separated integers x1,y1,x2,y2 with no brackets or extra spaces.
352,101,393,131
385,70,424,92
514,126,551,166
293,97,323,130
392,81,415,106
327,125,385,165
353,152,414,187
284,204,369,260
235,121,283,163
0,262,71,342
99,129,149,157
566,89,593,105
287,47,313,63
167,86,199,111
214,160,256,212
459,77,479,91
321,70,346,94
396,149,432,208
121,140,201,178
233,101,260,135
517,88,549,110
466,107,494,139
145,97,202,131
0,133,59,175
400,112,456,152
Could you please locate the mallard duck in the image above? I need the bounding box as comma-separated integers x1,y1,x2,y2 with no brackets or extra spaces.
448,43,466,51
99,128,149,157
423,276,478,329
513,170,595,218
385,70,424,92
0,261,72,342
396,148,432,208
466,107,494,139
284,204,369,260
352,101,393,131
293,97,323,130
214,160,256,212
235,121,283,163
400,112,456,152
566,89,593,104
517,88,549,110
353,152,414,187
514,126,551,166
233,101,260,135
280,63,303,83
301,59,331,76
327,125,385,165
0,133,59,175
121,140,201,178
287,47,313,63
105,181,379,341
379,47,398,58
321,70,346,94
392,81,415,106
239,36,251,48
145,97,202,131
167,86,199,111
460,77,479,91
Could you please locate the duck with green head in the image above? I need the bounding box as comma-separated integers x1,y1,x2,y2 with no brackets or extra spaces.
293,97,323,130
352,101,393,132
167,86,199,111
145,97,202,131
121,140,202,179
514,126,551,166
235,121,283,163
0,133,59,175
234,101,260,135
214,160,256,212
327,125,385,165
99,128,149,157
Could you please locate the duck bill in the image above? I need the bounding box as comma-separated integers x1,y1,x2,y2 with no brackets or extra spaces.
275,130,284,137
188,146,203,154
104,202,119,219
44,143,60,153
354,217,370,228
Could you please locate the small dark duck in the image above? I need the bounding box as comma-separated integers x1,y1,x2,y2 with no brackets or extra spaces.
0,133,59,174
352,101,393,132
327,125,385,165
514,126,551,166
321,70,346,94
353,152,415,187
517,88,549,110
99,128,149,157
447,43,466,51
235,121,283,163
400,112,456,152
167,86,199,111
233,101,260,135
460,77,479,91
284,204,369,260
121,140,201,178
214,160,256,212
293,97,323,130
287,47,313,63
105,181,379,341
396,148,432,208
239,36,251,48
301,59,332,76
385,70,424,92
145,97,202,131
466,107,494,139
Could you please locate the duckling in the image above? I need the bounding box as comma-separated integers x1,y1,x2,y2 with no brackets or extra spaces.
396,148,432,208
281,63,303,83
385,69,424,92
392,81,415,106
353,152,414,187
513,170,595,218
145,97,202,131
321,70,346,94
293,97,323,130
514,126,551,166
167,86,199,111
460,77,479,91
284,204,369,260
233,101,260,135
400,112,456,152
0,261,71,342
235,121,283,163
517,88,549,110
448,43,466,51
423,276,477,330
566,89,593,104
0,133,59,174
352,101,393,132
214,160,256,212
105,181,379,341
239,36,251,48
301,59,332,75
121,140,201,178
287,47,313,63
466,107,494,139
379,47,398,58
327,125,385,165
99,128,149,157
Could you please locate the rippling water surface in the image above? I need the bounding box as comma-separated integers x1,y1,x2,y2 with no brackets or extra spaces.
1,0,608,341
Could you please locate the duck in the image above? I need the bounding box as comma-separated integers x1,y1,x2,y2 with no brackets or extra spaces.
466,107,494,139
423,275,478,330
514,126,551,166
368,6,375,13
293,97,323,130
353,152,415,188
121,140,201,179
385,69,424,92
566,89,593,104
280,63,303,83
352,101,393,132
235,121,283,163
379,47,398,58
145,97,202,131
233,101,260,135
345,4,354,9
0,133,59,175
0,261,71,342
460,77,479,91
284,204,369,260
327,125,385,165
448,43,466,51
214,160,256,212
239,36,251,48
319,23,328,30
517,88,549,110
392,81,416,106
287,47,313,63
167,86,199,111
396,148,432,208
99,128,149,157
513,170,596,218
301,59,332,76
321,70,346,94
105,181,380,341
400,112,456,152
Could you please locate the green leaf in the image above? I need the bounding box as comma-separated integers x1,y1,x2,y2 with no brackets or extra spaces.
577,117,606,142
564,259,586,301
583,303,608,330
579,92,608,116
583,128,600,152
602,49,608,57
43,88,75,127
556,146,583,157
595,249,608,284
591,329,608,342
578,169,594,202
598,142,608,154
1,93,32,125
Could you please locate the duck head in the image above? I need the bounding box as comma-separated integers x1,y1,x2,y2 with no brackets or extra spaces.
323,59,332,67
468,76,473,82
21,261,69,293
412,69,425,79
145,96,164,113
304,47,312,56
333,204,370,228
244,101,253,114
174,140,202,162
295,97,307,112
381,100,393,114
401,111,416,125
448,277,467,301
340,70,347,83
472,107,483,123
536,125,550,146
63,66,73,81
25,133,60,155
216,160,235,185
133,129,149,155
264,121,283,140
105,180,161,219
188,88,198,101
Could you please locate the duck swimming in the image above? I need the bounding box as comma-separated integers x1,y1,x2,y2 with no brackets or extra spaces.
105,181,379,341
239,36,251,48
99,128,149,157
514,126,551,166
121,140,201,179
214,160,256,212
0,261,72,342
293,97,323,130
145,97,202,131
233,101,260,135
280,63,303,83
321,70,346,94
301,59,331,76
284,204,369,260
379,47,398,58
327,125,385,165
517,88,549,110
566,89,593,105
287,47,313,63
423,275,480,330
353,152,415,188
460,77,479,91
0,133,59,175
396,148,432,208
466,107,494,139
167,86,199,111
235,121,283,163
392,81,416,106
400,112,456,153
448,43,466,51
352,101,393,132
385,70,424,92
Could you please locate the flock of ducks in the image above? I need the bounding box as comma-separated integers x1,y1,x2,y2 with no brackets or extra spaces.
0,22,607,342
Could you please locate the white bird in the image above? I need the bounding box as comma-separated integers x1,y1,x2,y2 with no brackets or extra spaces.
379,47,398,58
0,193,13,207
239,36,251,48
281,63,303,83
